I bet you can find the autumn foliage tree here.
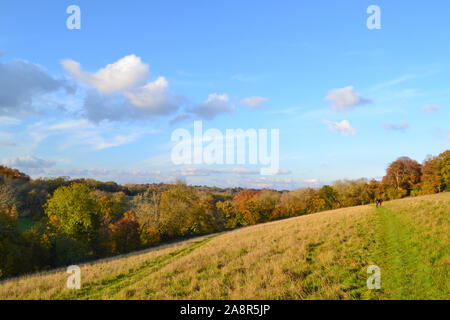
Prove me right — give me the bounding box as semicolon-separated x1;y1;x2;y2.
0;166;30;181
420;150;450;194
159;182;221;237
133;190;161;246
382;157;422;197
233;190;260;225
109;210;141;254
216;200;245;228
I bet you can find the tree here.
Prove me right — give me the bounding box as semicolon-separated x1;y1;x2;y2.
111;192;127;219
0;183;19;213
0;207;37;279
248;190;281;223
437;150;450;191
98;195;114;221
159;182;222;237
109;210;141;254
421;155;442;194
382;157;422;195
133;190;161;245
332;179;374;206
274;188;317;218
44;183;101;254
0;166;30;181
367;179;382;201
217;200;245;228
233;190;260;225
318;185;339;210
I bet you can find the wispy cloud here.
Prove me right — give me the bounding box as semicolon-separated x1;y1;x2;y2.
1;155;55;169
27;118;155;151
240;96;268;109
383;121;409;131
303;178;319;185
325;120;356;136
422;104;439;113
188;93;234;120
370;74;415;91
325;86;372;111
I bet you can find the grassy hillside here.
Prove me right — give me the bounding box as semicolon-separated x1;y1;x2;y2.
0;193;448;300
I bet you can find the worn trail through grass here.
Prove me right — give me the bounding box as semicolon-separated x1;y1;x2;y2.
60;236;215;300
373;205;447;299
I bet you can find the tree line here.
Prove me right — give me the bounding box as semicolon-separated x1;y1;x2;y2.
0;150;448;279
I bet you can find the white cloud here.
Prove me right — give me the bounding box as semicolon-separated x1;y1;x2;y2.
1;156;55;169
47;119;94;131
303;178;319;184
383;121;409;131
172;167;220;177
89;133;141;150
230;167;259;175
62;54;149;94
27;118;151;151
422;104;439;113
240;96;268;109
123;77;181;115
189;93;234;120
325;86;372;111
62;55;183;122
275;168;292;175
238;176;296;190
0;58;73;116
325;120;356;136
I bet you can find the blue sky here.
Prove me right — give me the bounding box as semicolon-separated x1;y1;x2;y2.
0;0;449;189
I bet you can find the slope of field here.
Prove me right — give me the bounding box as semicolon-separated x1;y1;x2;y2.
0;193;448;300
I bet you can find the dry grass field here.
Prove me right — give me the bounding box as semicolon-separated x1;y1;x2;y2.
0;192;448;300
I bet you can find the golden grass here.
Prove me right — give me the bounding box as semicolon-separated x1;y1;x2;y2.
0;235;212;299
0;192;448;300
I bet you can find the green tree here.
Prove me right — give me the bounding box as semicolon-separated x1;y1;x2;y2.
44;183;101;254
318;185;339;210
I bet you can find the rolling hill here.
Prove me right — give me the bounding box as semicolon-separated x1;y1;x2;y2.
0;192;448;300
